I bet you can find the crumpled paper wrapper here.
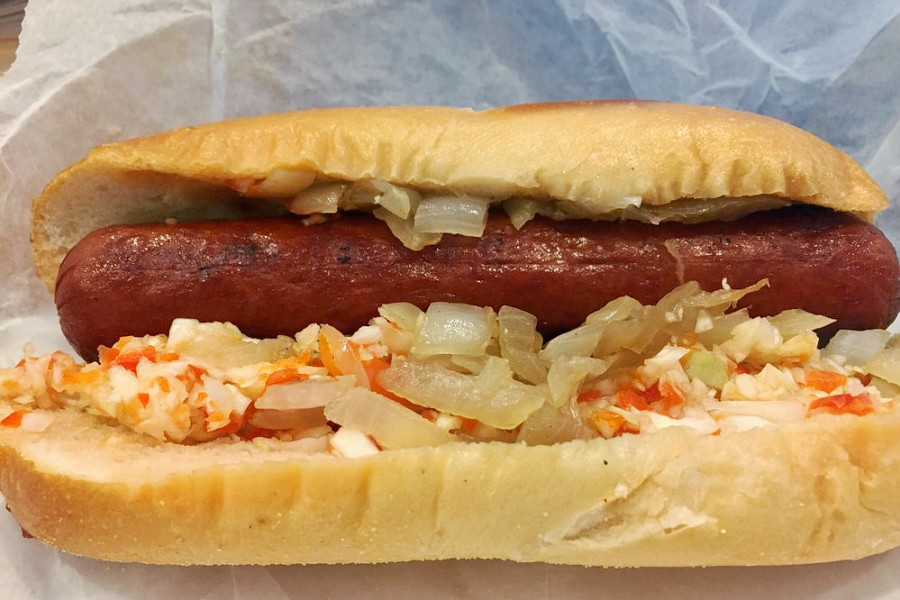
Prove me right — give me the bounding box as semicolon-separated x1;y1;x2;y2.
1;1;900;598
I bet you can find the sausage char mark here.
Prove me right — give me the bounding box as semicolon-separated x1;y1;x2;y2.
55;206;900;360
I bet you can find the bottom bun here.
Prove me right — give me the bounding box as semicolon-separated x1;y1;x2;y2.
2;402;900;566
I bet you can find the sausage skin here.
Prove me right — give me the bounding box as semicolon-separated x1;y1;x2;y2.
56;206;900;360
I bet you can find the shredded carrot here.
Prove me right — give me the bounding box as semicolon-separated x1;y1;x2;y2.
733;362;760;375
98;346;119;364
576;389;604;404
62;369;101;386
1;410;26;427
362;356;411;406
157;352;181;363
616;388;652;411
458;417;481;433
137;393;150;407
242;426;277;441
265;369;310;387
659;382;684;408
676;332;698;348
109;347;158;374
120;397;144;422
805;370;847;394
808;393;874;416
592;410;638;438
317;332;342;376
171;402;191;430
154;376;171;393
177;364;207;392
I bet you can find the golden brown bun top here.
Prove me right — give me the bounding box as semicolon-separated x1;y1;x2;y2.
32;101;888;289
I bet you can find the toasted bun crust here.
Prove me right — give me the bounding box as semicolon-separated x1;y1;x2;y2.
2;400;900;566
32;101;887;291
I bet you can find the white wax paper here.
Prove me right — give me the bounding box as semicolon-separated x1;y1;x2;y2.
1;1;900;598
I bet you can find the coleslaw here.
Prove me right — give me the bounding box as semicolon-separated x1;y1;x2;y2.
1;280;897;457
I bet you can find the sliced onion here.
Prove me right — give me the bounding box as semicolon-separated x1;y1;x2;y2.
324;387;455;449
641;411;719;436
868;375;900;398
372;318;415;356
411;303;495;358
166;319;295;370
19;411;54;432
767;310;835;338
328;427;380;457
498;305;546;384
413;195;491;237
373;207;443;250
341;180;381;209
202;375;252;417
244;169;316;198
824;329;891;366
603;316;678;359
449;354;488;374
718;414;775;433
371;180;421;219
516;401;592;445
607;196;643;211
683;279;767;311
287;182;347;214
377;302;423;333
318;325;369;388
584;296;642;325
863;347;900;386
502;198;540;229
249;407;327;431
378;358;547;429
547;356;607;407
719;318;782;364
711;400;805;422
255;376;355;409
695;309;751;347
616;196;791;225
540;323;605;362
477;356;514;393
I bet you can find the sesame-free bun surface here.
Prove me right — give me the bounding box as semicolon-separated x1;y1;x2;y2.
31;101;888;291
2;399;900;566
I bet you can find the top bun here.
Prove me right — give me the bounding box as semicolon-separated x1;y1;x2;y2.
32;101;888;290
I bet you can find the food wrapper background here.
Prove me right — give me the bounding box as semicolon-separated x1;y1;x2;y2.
1;1;900;597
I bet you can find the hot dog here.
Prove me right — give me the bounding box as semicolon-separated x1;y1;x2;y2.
3;101;900;566
57;206;899;361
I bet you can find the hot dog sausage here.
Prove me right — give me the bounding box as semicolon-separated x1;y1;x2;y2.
55;206;900;360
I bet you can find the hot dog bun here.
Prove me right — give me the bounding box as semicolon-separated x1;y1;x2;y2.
32;101;888;292
3;395;900;566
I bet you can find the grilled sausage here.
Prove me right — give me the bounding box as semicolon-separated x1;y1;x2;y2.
55;206;900;360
